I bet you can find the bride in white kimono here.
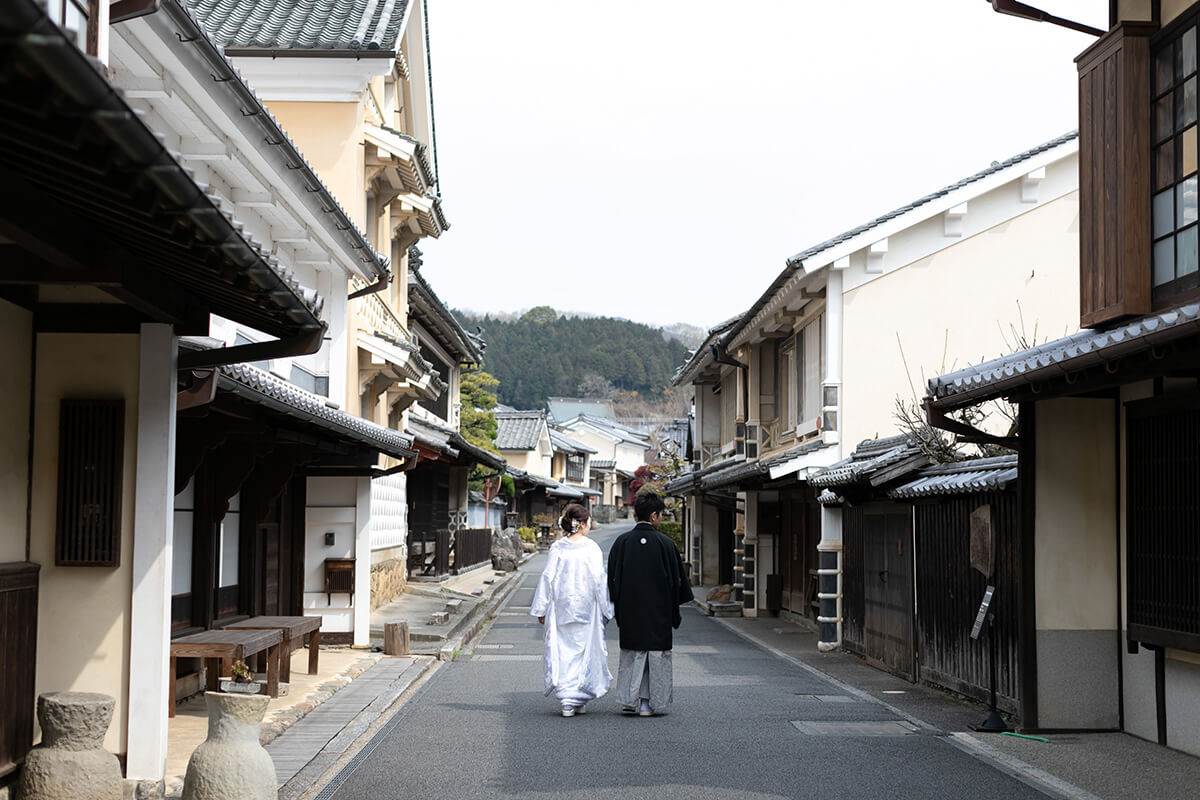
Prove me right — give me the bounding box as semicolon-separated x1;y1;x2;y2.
530;504;614;717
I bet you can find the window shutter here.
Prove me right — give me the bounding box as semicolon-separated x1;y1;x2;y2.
56;399;124;566
1077;22;1157;328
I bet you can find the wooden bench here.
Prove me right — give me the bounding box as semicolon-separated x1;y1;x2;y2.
223;616;322;683
169;628;282;717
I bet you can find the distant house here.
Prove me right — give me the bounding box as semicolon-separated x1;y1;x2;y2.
558;415;652;511
495;410;597;524
546;397;617;423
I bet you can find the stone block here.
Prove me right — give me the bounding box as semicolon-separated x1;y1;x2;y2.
429;611;449;625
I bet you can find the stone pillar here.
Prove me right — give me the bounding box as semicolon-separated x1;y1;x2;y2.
182;693;274;800
18;693;123;800
126;324;176;784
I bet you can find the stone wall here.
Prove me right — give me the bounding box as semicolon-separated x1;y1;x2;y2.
370;546;408;610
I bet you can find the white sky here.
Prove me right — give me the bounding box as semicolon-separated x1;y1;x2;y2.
418;1;1106;329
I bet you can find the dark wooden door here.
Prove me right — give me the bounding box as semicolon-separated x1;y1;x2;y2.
717;508;734;586
780;489;819;617
259;522;280;615
863;506;915;681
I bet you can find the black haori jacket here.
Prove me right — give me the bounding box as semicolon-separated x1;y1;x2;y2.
607;522;692;651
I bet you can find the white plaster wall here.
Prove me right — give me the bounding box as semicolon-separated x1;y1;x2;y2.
218;493;240;587
30;334;140;755
1035;398;1118;631
1165;654;1200;757
304;476;359;632
0;299;32;562
840;190;1080;449
1034;397;1119;729
502;448;546;476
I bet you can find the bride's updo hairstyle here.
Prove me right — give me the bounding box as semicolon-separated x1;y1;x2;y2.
559;503;590;535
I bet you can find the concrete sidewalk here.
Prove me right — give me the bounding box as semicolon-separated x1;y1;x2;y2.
698;593;1200;800
370;558;529;659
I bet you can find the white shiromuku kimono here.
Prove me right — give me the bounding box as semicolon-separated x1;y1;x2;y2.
530;536;615;707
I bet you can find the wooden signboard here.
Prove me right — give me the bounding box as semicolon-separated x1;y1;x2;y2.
970;504;994;579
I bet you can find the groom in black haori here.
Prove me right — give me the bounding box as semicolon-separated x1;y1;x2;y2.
607;491;692;716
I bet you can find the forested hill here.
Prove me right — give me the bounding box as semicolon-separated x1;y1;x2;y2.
456;307;692;410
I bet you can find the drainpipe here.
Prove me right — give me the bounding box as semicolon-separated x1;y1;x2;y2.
178;325;326;370
348;270;391;301
709;342;750;437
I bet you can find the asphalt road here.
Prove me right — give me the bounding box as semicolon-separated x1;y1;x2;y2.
324;522;1054;800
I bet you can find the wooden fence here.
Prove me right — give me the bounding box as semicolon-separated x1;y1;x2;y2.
453;529;492;573
914;491;1021;712
0;563;40;777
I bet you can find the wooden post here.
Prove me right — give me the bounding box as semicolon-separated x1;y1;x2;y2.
384;621;410;656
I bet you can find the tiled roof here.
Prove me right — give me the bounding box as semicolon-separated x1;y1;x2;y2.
665;440;833;495
407;251;478;364
723;131;1078;350
569;414;651;448
546;398;615;423
928;302;1200;410
888;455;1018;500
495;410;545;451
407;415;506;470
810;434;929;489
590;459;616;470
217;362;416;459
549;429;597;455
186;0;409;52
672;315;743;387
506;466;557;489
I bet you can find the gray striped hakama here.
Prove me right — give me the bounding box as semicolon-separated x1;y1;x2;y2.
615;649;673;713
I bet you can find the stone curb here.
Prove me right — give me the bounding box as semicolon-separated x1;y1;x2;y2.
260;655;382;746
438;571;526;661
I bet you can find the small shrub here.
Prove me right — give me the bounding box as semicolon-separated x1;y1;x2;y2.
658;520;683;552
517;526;538;543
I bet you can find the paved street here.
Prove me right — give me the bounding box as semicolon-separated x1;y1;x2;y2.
319;522;1052;799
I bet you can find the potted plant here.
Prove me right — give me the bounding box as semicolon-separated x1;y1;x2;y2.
219;659;261;695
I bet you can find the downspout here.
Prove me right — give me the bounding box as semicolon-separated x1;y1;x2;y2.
178;325;326;370
709;342;749;432
348;270;391;301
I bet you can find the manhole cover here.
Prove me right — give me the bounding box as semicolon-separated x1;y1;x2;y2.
793;694;857;703
790;720;918;736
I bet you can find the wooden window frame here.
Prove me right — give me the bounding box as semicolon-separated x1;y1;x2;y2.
1150;10;1200;306
56;399;124;567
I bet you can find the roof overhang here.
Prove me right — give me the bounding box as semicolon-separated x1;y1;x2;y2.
357;331;444;406
365;124;434;196
215;362;417;461
767;443;844;480
926;302;1200;413
227;54;395;102
0;0;326;340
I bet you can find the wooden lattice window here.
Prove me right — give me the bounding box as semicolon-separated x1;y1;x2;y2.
1126;394;1200;652
56;399;124;566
